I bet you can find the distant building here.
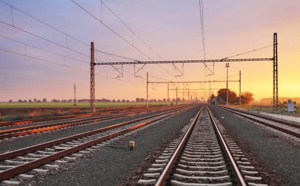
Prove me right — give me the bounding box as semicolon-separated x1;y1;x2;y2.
211;96;225;105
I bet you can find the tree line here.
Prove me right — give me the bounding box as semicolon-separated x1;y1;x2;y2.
8;97;188;103
210;88;254;104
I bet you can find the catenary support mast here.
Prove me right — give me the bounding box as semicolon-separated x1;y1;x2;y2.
273;33;278;111
91;33;278;112
90;42;96;112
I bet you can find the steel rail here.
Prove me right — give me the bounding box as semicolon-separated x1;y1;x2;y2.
155;105;203;186
0;113;129;139
220;107;300;138
0;110;182;181
0;105;181;127
221;106;300;129
0;105;189;139
0;106;192;162
207;105;247;186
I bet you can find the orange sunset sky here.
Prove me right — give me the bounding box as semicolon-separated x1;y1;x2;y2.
1;0;300;102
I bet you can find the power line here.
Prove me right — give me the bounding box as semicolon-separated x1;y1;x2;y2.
198;0;214;76
0;47;144;85
72;0;177;77
70;0;149;59
0;48;88;72
199;0;206;60
0;20;90;58
100;1;164;60
0;0;89;48
0;0;144;66
221;45;273;60
0;35;87;64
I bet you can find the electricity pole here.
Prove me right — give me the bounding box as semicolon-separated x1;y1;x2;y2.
176;87;178;105
74;84;76;106
90;42;96;113
146;72;149;108
239;70;241;105
226;63;230;105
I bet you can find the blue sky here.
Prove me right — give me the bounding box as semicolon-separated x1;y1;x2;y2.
1;0;300;102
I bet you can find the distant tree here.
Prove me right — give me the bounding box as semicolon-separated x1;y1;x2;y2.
9;99;12;103
163;98;166;102
241;91;254;104
42;98;47;102
126;100;130;102
18;99;23;102
112;99;116;102
33;98;38;102
217;88;237;104
23;100;27;102
122;99;125;102
29;99;32;103
117;99;120;102
52;99;60;102
167;98;171;102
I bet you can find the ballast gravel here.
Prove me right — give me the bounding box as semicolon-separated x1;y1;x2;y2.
0;108;178;154
209;105;300;186
37;105;201;186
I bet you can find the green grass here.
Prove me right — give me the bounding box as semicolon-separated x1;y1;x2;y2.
0;102;178;109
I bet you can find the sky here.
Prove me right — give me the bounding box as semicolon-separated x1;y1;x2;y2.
0;0;300;102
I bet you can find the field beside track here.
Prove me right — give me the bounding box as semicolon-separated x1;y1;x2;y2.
0;102;178;109
0;102;185;121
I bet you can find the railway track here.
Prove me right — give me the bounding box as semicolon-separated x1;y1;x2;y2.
138;105;267;186
0;105;194;184
219;106;300;139
0;105;187;140
0;105;178;128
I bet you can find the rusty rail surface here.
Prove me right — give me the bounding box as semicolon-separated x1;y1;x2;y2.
0;106;193;181
220;106;300;138
221;106;300;129
0;105;189;139
0;105;185;127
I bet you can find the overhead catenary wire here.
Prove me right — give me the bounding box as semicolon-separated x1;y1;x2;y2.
0;48;88;72
198;0;214;76
0;0;142;66
221;45;273;60
72;0;178;78
0;20;90;58
0;47;145;86
3;0;181;80
0;0;89;48
0;35;87;64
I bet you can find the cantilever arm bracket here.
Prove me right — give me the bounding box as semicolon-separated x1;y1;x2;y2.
134;64;146;77
111;64;123;78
